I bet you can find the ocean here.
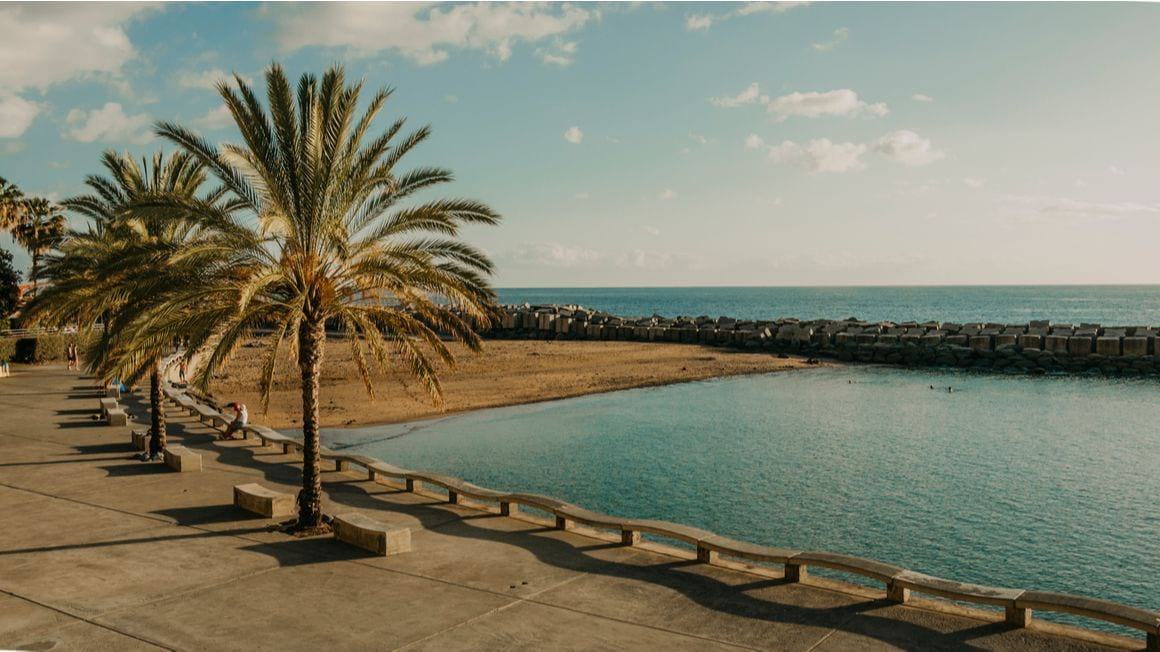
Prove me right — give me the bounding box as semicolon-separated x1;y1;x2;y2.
319;287;1159;634
496;285;1160;326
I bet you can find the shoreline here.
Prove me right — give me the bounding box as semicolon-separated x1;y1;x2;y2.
209;339;826;429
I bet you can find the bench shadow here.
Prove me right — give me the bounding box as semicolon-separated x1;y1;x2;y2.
98;462;171;477
74;442;134;455
154;504;269;527
56;408;99;416
240;537;382;567
56;420;104;429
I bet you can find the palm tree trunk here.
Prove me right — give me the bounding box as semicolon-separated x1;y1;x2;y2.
148;358;166;458
297;318;326;528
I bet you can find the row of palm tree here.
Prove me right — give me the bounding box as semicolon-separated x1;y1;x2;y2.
25;63;502;531
0;177;67;298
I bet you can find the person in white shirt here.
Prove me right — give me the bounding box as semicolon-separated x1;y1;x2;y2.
220;402;248;440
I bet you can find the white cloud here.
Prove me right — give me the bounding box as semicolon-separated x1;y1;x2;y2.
1107;165;1125;176
537;39;578;66
744;133;766;150
192;105;233;131
444;94;459;103
812;27;849;51
1008;196;1160;223
0;93;41;138
735;2;811;16
641;225;661;236
659;188;677;200
273;3;594;66
563;126;584;144
0;4;155;91
64;102;153;144
767;89;888;121
911;93;935;102
177;68;251;91
689;132;711;145
768;138;867;174
686;14;713;31
504;242;604;268
962;177;985;188
873;130;945;166
710;82;767;108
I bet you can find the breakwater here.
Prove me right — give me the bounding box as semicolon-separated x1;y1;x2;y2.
490;305;1160;375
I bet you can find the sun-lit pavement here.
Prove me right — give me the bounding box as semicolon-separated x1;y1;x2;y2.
0;363;1139;651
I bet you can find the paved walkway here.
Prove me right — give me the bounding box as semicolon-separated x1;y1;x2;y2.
0;364;1141;651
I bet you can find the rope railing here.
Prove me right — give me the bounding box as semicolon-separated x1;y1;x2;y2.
155;354;1159;650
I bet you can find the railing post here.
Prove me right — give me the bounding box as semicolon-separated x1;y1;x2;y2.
448;491;459;504
1005;605;1031;627
1146;632;1157;652
696;545;718;564
404;478;415;492
886;582;910;603
367;470;377;482
620;528;639;546
785;562;807;583
500;501;516;516
555;516;572;530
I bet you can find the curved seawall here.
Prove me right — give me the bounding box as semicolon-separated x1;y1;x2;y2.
491;305;1160;376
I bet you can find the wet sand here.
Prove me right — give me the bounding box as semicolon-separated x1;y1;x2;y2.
208;339;820;429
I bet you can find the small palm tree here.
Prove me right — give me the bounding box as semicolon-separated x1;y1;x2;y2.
29;151;221;458
13;198;66;297
141;63;501;531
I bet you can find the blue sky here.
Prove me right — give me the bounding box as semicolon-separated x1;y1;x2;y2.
1;2;1158;287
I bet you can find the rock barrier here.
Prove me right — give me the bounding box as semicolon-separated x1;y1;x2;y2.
488;305;1160;376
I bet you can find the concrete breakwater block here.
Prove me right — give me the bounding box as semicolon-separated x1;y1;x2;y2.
164;445;202;472
333;512;411;556
234;483;295;518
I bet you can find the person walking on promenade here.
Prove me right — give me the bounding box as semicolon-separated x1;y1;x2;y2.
66;342;78;370
220;401;248;440
178;358;188;384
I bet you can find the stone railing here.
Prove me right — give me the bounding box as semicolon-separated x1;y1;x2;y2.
487;305;1160;376
156;355;1158;650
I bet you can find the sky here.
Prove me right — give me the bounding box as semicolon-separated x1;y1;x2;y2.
1;1;1159;288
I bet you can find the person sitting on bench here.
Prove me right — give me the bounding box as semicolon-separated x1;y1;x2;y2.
220;402;248;440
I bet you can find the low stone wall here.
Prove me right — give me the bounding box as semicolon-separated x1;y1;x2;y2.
488;305;1160;376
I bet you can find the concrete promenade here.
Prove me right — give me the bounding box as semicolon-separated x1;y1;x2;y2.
0;364;1140;651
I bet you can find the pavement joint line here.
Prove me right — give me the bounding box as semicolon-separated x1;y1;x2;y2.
0;585;175;651
803;626;842;652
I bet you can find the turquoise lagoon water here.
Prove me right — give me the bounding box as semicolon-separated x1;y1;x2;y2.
322;365;1160;631
498;285;1160;325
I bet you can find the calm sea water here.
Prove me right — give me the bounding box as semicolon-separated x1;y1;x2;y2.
324;366;1160;634
497;285;1160;325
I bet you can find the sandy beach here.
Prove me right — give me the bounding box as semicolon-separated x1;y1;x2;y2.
208;339;819;428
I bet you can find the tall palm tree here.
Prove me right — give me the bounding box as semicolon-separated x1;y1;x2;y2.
139;63;501;531
28;151;222;459
13;198;66;297
0;176;26;230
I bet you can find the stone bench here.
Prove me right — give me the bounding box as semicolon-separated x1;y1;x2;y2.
786;550;907;584
244;426;300;453
163;445;202;472
131;429;148;451
106;408;128;427
233;483;295;518
1015;591;1160;649
889;570;1027;624
333;512;411;556
193;404;220;426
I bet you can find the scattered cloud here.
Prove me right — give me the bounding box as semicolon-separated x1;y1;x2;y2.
500;242;700;272
444;94;459;103
1;141;26;155
768;138;867;173
710;82;767;108
605;136;620;144
873;130;945;166
689;132;713;145
641;225;661;236
192;105;233;131
177;68;252;90
911;93;934;102
272;3;594;66
686;14;713;31
962;177;985;188
1107;165;1125;176
63;102;153;144
537;39;578;66
503;242;604;268
744;133;765;150
767;89;888;121
0;93;40;138
812;27;849;51
563;126;584;144
659;188;677;200
1007;196;1160;223
47;160;69;169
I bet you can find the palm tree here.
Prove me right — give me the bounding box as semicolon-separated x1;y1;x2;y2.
28;151;221;459
13;198;66;297
140;63;501;531
0;176;26;230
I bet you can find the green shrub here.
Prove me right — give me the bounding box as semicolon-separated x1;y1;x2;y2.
14;334;67;364
0;337;14;362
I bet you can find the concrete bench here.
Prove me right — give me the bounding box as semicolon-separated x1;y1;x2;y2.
233;483;295;518
106;408;128;427
320;448;349;471
193;404;219;426
244;426;299;453
786;551;907;585
333;512;411;556
890;570;1027;623
1015;591;1160;648
99;397;117;417
131;429;148;451
163;445;201;472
